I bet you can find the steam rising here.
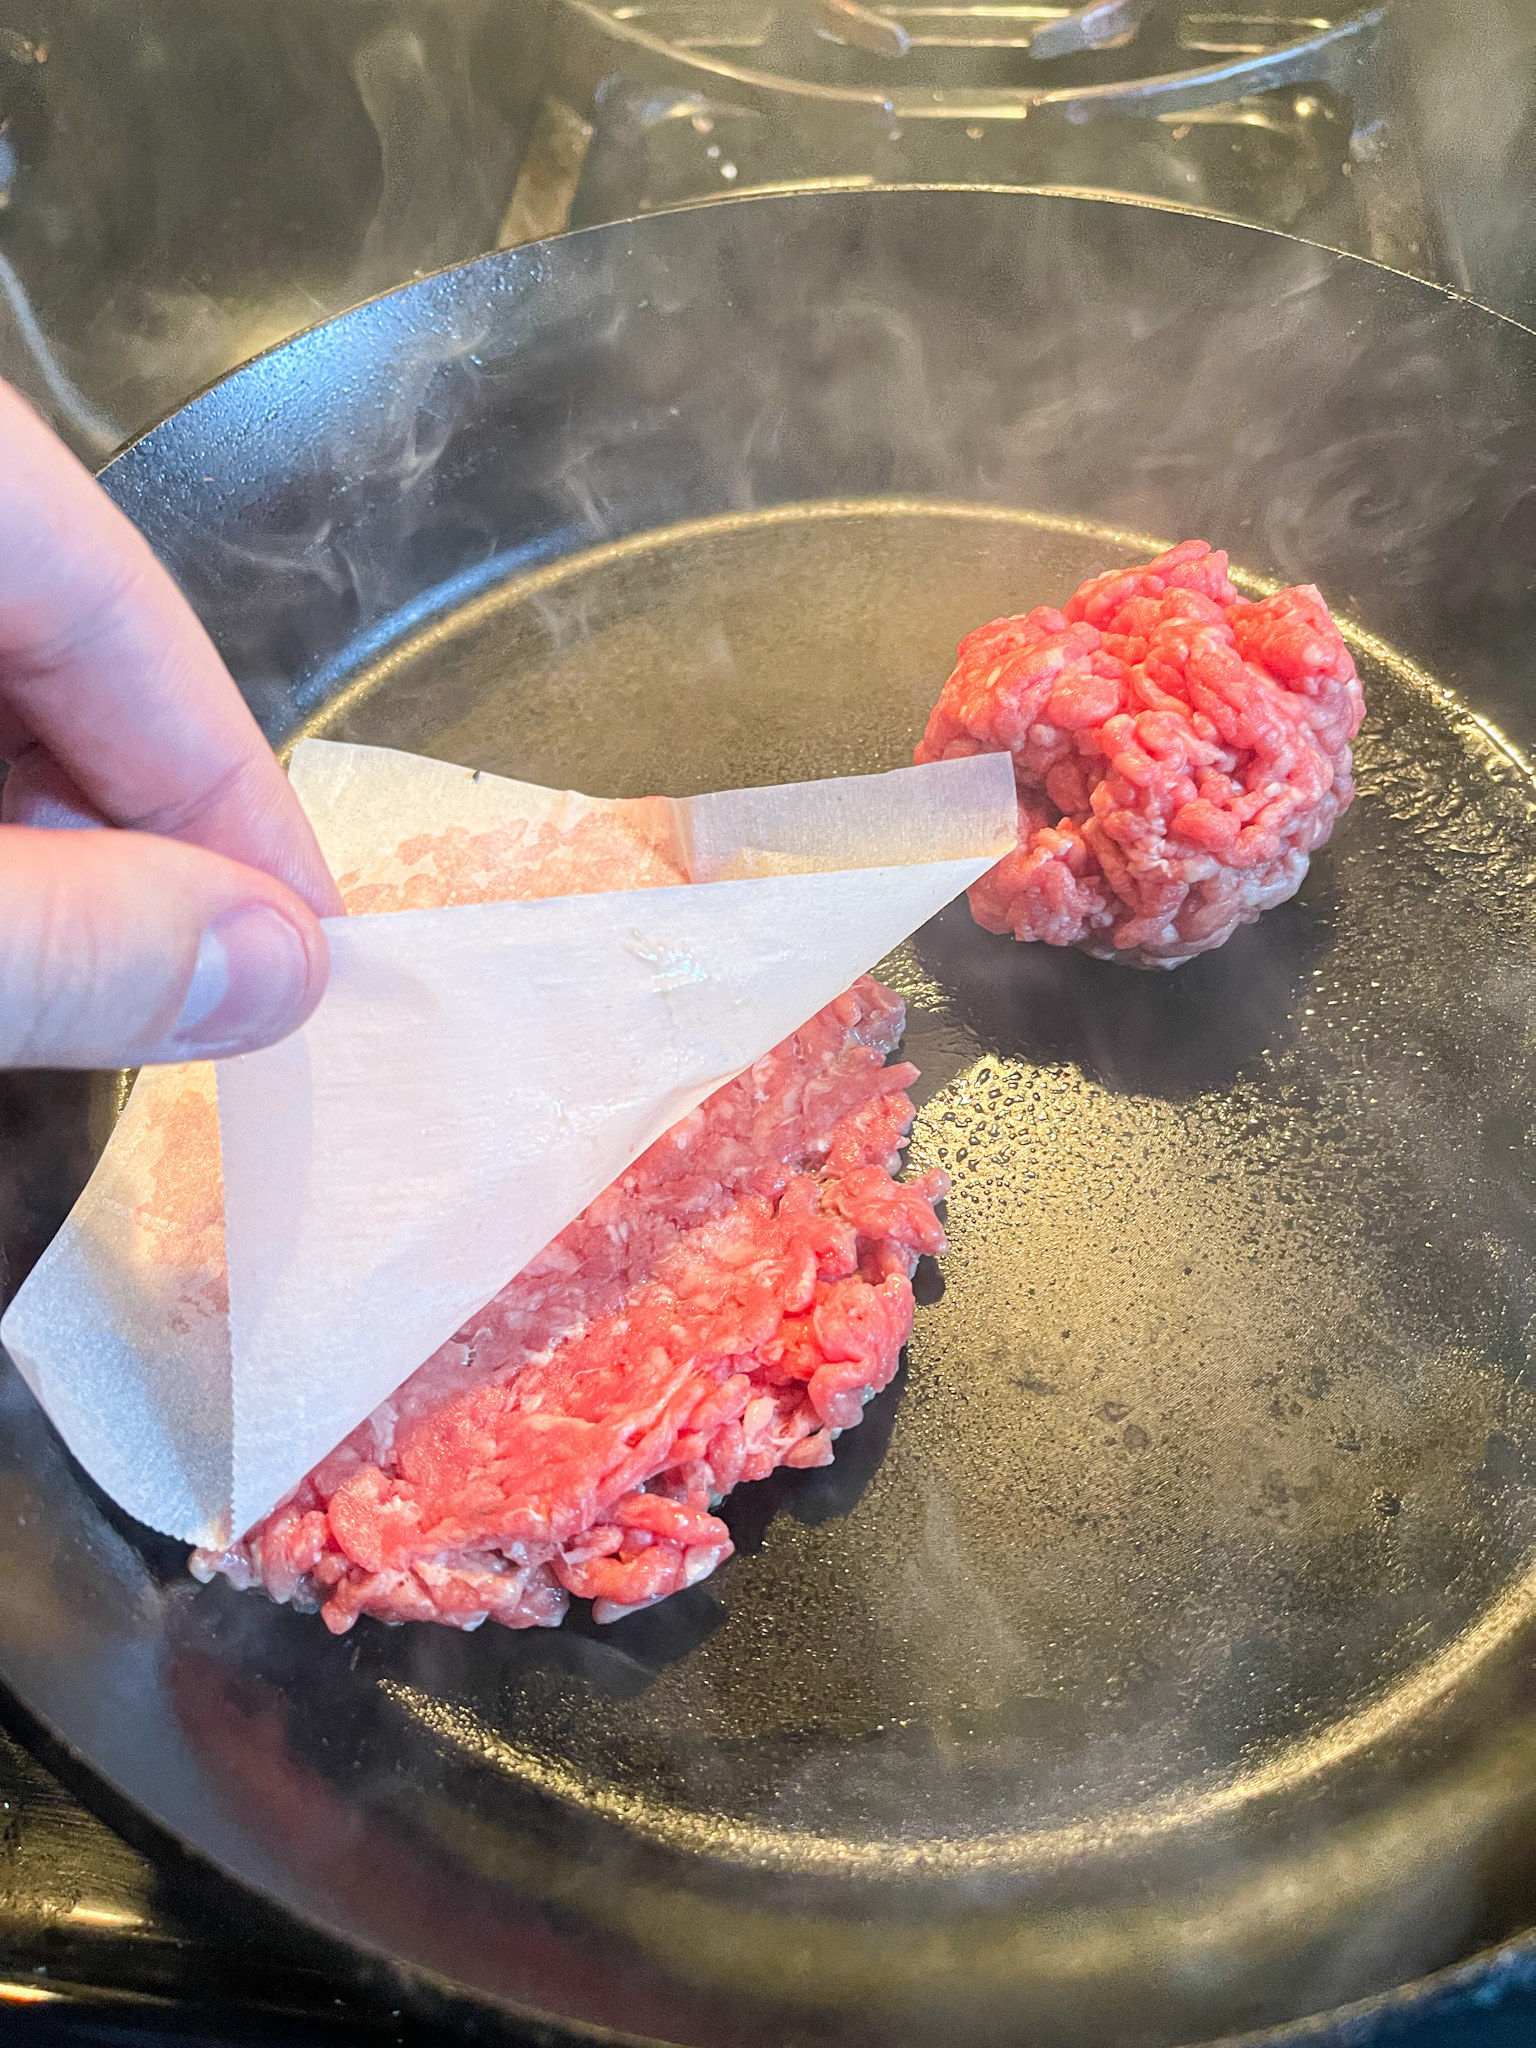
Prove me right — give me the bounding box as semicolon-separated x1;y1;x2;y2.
10;0;1536;475
0;248;120;455
0;9;524;459
16;101;1536;2040
1401;0;1536;317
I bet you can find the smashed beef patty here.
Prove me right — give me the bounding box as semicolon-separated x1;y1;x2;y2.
915;539;1365;967
192;977;944;1633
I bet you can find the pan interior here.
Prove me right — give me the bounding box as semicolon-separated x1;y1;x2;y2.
296;499;1536;1875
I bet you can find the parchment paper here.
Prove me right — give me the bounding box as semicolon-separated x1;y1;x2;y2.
2;742;1016;1547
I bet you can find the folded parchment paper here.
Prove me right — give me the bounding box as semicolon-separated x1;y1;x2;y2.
2;742;1016;1548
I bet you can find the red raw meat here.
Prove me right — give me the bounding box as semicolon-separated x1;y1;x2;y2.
192;976;944;1632
914;539;1365;966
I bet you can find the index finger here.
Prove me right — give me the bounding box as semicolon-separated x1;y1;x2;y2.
0;380;342;918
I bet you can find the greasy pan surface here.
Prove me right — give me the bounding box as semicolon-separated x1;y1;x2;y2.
2;191;1536;2047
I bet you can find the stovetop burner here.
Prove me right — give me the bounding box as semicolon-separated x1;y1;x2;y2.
511;0;1440;278
0;0;1447;462
550;0;1382;104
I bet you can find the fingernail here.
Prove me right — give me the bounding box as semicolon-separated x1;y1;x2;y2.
168;905;314;1057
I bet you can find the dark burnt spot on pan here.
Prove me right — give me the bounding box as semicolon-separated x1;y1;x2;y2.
911;860;1338;1103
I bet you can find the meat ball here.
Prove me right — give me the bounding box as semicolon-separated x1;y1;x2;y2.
915;539;1365;967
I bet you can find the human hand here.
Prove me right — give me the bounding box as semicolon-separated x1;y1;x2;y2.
0;379;344;1069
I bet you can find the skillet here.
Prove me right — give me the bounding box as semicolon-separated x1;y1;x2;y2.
3;188;1536;2047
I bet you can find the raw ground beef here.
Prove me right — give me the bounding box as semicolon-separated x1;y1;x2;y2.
915;539;1365;967
192;975;944;1633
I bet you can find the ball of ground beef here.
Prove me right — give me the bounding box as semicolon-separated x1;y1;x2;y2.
914;539;1365;967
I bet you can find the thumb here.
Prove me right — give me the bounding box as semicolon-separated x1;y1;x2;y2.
0;823;330;1069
